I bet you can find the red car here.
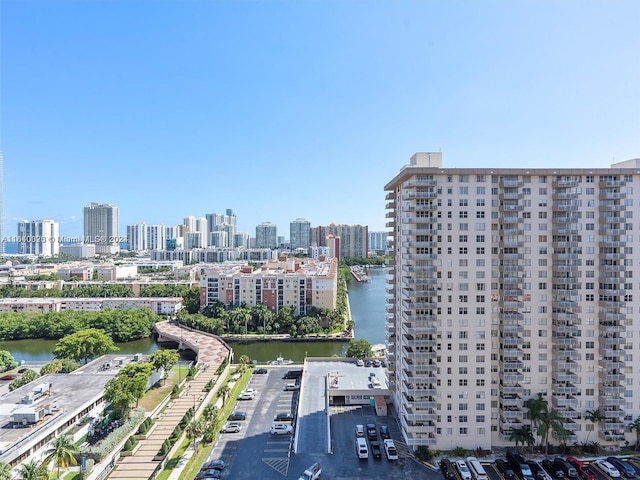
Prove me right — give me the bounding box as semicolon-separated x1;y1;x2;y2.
567;457;597;480
0;373;17;381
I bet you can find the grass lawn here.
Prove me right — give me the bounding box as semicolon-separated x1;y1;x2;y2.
137;365;189;412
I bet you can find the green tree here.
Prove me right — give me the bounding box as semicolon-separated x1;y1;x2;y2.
118;363;154;407
0;350;17;372
148;349;180;385
585;408;605;444
0;462;11;480
53;328;118;364
185;419;204;452
510;426;535;452
629;416;640;450
216;385;230;405
9;369;39;391
17;459;48;480
43;434;78;479
539;408;569;456
346;338;372;358
525;393;548;441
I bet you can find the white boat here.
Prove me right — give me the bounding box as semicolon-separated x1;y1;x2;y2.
268;356;294;365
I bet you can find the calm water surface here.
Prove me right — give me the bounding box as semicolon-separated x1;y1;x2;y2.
0;268;387;363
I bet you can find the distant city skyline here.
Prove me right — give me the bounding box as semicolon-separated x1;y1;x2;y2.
1;2;638;241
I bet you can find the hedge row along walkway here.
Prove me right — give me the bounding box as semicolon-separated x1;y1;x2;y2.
103;322;231;479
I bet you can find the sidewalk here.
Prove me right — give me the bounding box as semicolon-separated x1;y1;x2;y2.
106;366;222;479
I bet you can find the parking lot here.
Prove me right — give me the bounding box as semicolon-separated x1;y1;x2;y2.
199;367;437;479
449;454;640;480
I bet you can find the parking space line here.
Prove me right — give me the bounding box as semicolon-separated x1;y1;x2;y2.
264;449;289;453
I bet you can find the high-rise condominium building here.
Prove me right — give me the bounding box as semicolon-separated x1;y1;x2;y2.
17;220;59;256
290;218;311;249
256;222;278;249
206;209;236;246
385;152;640;451
83;203;119;254
369;231;389;253
127;223;148;251
311;224;368;259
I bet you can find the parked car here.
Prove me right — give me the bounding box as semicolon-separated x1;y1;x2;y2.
567;457;597;480
595;460;621;478
242;388;257;396
253;368;268;374
227;411;247;421
202;460;225;471
238;392;255;400
529;461;551;480
356;359;364;366
220;422;242;433
196;469;222;480
542;459;565;479
271;423;293;435
383;439;398;461
364;360;372;367
370;440;382;459
355;424;365;437
284;383;300;391
379;425;391;439
456;460;472;480
275;413;294;422
440;458;457;479
553;458;578;479
606;458;636;478
496;459;516;479
0;374;17;381
17;367;28;373
283;369;303;379
366;423;378;440
372;359;381;367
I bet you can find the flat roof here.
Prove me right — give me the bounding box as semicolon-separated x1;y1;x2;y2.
304;359;388;391
0;354;145;464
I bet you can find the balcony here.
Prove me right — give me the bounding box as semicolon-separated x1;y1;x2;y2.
500;192;524;200
403;191;438;200
499;179;524;187
555;384;580;395
599;191;625;200
599;395;625;406
599;180;626;188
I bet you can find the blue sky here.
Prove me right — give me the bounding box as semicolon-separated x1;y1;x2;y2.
1;0;639;239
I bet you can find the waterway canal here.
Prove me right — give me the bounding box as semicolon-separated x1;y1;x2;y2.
0;266;387;363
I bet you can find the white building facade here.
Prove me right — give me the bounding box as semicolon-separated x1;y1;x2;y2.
385;152;640;451
83;203;119;254
17;220;59;256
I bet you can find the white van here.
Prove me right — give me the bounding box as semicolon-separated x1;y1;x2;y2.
466;457;488;480
356;437;369;459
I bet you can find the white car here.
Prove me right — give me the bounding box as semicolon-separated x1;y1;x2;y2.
284;383;300;391
242;388;257;396
271;423;294;435
456;460;473;480
355;424;365;437
596;461;621;478
220;422;242;433
238;392;255;400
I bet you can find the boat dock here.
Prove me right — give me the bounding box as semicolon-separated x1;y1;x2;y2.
350;266;370;282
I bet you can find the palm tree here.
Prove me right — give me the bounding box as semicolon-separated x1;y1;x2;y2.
17;459;48;480
585;408;605;444
629;416;640;450
185;419;204;452
525;393;548;442
43;434;78;479
217;384;230;405
202;404;218;424
0;462;12;480
539;408;569;457
510;426;535;451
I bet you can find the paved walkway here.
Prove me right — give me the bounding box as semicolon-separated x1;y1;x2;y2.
98;323;231;479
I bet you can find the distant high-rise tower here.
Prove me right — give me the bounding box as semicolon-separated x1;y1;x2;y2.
83;203;119;254
255;222;278;249
0;152;4;255
290;218;311;249
17;220;59;256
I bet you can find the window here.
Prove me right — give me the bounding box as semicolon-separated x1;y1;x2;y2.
476;211;485;218
459;379;468;386
460;199;468;206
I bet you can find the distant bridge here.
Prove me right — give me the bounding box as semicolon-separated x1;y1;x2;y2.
153;320;232;366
